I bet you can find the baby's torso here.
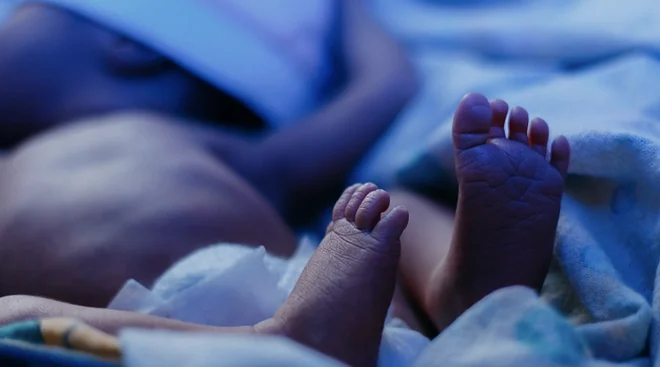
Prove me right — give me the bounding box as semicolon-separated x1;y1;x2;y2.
0;112;295;306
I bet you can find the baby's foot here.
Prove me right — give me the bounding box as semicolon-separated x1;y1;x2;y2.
258;184;409;366
428;93;570;330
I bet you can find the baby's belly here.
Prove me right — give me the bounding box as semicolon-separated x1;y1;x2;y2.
0;115;295;307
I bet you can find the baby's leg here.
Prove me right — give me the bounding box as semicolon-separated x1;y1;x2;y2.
259;183;409;367
397;94;570;333
388;190;454;332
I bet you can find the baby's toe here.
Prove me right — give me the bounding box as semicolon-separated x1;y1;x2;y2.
508;107;530;144
489;99;508;139
355;189;391;231
528;118;549;157
372;206;410;243
345;183;379;223
332;184;362;222
550;136;571;179
452;93;493;151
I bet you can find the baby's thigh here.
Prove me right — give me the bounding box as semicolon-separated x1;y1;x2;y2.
0;118;296;306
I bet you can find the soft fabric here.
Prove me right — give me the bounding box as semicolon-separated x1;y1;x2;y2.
0;318;121;365
109;239;430;367
0;0;18;22
413;287;648;367
352;0;660;186
28;0;334;127
381;0;660;363
121;330;346;367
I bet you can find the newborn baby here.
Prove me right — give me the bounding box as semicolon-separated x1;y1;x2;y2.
0;0;572;361
105;95;569;344
0;94;570;366
145;94;571;335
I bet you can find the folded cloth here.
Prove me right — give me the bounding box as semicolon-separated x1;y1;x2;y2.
27;0;334;127
0;318;121;363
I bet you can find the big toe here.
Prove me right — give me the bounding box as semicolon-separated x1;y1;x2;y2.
452;93;493;151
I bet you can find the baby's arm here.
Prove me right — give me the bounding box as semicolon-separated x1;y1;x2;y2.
234;1;418;219
0;295;254;335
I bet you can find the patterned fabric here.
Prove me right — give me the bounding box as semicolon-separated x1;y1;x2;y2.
0;318;121;365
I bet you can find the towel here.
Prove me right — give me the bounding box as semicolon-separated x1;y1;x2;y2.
28;0;334;127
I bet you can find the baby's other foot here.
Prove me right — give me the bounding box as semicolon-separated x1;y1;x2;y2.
428;93;570;330
260;183;409;367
